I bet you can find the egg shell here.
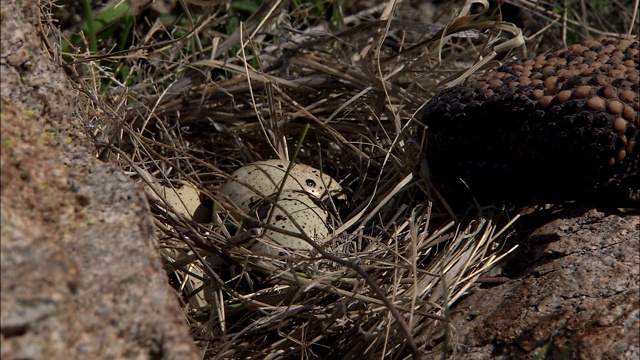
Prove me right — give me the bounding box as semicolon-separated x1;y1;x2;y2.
219;159;341;213
146;181;211;223
245;190;333;255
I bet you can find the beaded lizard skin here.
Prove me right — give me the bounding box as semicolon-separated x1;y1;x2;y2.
422;37;639;205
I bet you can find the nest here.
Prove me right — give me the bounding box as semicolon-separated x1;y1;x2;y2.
45;0;637;358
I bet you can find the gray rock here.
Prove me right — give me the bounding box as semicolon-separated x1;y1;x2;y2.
430;208;639;359
0;1;198;359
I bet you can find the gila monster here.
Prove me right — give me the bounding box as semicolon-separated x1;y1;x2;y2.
422;37;639;205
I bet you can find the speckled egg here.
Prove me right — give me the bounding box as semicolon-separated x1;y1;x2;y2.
146;181;211;223
219;159;341;213
244;189;334;255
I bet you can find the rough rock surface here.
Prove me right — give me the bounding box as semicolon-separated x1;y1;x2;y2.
0;1;198;359
430;208;639;359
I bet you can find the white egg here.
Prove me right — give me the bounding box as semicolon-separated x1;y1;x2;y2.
244;190;333;255
219;159;341;213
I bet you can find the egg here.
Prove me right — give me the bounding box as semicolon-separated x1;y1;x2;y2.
218;159;341;255
219;159;341;213
243;189;334;255
145;180;211;223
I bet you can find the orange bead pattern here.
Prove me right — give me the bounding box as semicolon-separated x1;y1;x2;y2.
422;37;639;204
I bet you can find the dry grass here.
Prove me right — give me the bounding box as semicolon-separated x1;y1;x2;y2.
43;0;637;358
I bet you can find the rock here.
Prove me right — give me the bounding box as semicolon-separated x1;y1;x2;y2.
429;208;639;359
0;1;198;359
